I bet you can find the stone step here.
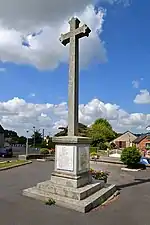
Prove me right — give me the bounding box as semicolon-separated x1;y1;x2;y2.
23;184;116;213
36;180;105;200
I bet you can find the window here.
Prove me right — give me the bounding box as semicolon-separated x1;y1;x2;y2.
147;135;150;141
146;143;150;149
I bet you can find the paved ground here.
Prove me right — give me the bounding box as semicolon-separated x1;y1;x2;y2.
1;161;150;225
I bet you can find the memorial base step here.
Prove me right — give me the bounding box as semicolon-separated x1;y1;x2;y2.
36;179;104;200
23;180;116;213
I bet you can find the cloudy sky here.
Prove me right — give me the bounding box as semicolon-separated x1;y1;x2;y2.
0;0;150;136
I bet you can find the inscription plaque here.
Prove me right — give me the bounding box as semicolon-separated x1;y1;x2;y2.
78;145;89;171
56;145;74;171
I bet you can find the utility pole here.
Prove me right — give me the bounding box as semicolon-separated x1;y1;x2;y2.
33;126;35;149
42;129;45;142
26;130;29;156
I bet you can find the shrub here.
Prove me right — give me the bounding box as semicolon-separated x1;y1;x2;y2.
90;147;97;153
90;152;99;159
121;146;141;168
90;152;97;156
40;148;49;155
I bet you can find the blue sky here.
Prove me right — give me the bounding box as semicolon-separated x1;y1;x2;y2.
0;0;149;108
0;0;150;135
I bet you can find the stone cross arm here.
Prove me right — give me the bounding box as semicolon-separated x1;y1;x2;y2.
59;17;91;136
59;18;91;46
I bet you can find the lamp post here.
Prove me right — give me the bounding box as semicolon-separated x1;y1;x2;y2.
26;130;29;156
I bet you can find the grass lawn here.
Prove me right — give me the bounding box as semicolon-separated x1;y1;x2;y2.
0;160;30;169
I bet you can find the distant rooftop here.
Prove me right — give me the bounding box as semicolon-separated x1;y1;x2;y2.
133;134;150;144
0;125;4;133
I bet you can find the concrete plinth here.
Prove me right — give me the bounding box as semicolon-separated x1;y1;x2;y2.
23;179;116;213
18;155;28;160
23;136;116;213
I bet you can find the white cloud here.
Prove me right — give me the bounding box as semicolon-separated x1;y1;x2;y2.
134;89;150;104
0;0;131;29
101;0;131;6
0;4;107;70
0;0;130;70
0;97;149;136
0;67;6;72
132;80;139;89
29;93;36;97
132;78;144;89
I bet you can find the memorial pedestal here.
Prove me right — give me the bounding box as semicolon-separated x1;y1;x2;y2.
23;136;116;213
53;136;92;188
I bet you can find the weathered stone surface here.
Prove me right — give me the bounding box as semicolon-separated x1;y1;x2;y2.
59;17;91;136
54;142;90;177
51;172;92;188
22;17;116;213
52;136;91;144
36;180;104;200
23;181;116;213
18;155;28;160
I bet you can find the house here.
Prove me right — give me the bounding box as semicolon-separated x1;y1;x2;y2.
111;131;137;149
133;134;150;150
0;125;4;147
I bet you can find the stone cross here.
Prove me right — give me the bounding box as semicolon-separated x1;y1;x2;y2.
60;17;91;136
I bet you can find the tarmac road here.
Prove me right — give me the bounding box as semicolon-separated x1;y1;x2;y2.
1;161;150;225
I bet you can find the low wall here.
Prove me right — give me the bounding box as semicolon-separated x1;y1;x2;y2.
91;156;123;165
18;154;55;160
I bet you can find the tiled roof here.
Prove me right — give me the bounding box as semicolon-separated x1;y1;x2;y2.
133;135;147;144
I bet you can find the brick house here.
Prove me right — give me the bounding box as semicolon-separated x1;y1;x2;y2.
111;131;137;149
133;134;150;151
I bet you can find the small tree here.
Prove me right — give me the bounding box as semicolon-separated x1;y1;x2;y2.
88;118;116;147
32;130;43;146
40;148;49;158
121;146;141;168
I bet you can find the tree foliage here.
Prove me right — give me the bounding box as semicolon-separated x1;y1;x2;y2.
40;148;49;155
94;118;112;129
88;118;116;148
55;118;117;149
55;123;89;137
4;130;18;138
41;137;55;149
121;146;141;168
18;136;27;144
32;130;43;145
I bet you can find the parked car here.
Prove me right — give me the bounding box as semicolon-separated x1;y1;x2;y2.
0;147;13;158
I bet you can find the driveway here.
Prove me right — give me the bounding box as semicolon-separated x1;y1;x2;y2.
0;161;150;225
